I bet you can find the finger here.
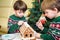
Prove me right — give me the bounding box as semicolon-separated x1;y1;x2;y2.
38;22;43;27
39;22;43;26
36;22;39;26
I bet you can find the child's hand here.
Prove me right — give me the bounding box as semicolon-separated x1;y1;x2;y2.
36;17;46;30
18;21;24;25
35;32;41;39
36;20;44;30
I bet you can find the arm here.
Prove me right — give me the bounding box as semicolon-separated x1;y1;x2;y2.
8;18;19;33
8;16;26;33
36;20;50;34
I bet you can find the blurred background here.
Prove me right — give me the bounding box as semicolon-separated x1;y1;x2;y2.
0;0;34;34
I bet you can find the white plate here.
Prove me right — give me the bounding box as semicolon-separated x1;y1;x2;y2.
2;34;16;40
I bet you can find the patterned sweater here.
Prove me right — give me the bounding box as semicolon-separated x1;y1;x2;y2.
40;16;60;40
8;14;26;33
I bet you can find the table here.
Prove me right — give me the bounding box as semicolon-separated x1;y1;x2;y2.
0;33;43;40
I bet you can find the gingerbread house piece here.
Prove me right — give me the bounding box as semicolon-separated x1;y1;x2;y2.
19;22;36;40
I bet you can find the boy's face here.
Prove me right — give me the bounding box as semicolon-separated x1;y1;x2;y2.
44;9;57;19
14;10;24;18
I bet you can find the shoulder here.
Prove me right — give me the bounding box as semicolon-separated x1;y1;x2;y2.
9;14;15;18
8;14;16;20
56;16;60;21
9;14;17;19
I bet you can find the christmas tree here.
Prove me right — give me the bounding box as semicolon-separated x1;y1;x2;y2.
28;0;43;33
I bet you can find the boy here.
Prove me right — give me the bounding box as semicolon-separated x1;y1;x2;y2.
8;0;27;33
36;0;60;40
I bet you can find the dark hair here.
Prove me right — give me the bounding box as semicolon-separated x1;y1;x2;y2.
13;0;27;12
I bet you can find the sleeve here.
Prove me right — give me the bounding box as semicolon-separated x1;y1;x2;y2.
40;34;55;40
40;27;49;34
8;18;19;33
40;21;50;34
8;18;14;29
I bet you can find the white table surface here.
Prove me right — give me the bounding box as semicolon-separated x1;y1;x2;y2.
0;33;43;40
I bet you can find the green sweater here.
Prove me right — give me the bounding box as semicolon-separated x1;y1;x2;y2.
8;14;26;33
40;16;60;40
